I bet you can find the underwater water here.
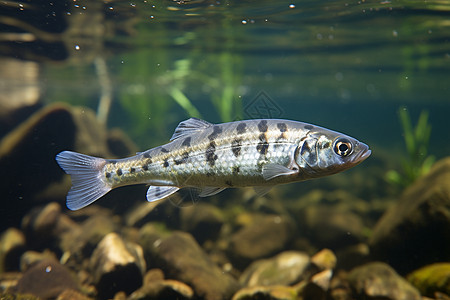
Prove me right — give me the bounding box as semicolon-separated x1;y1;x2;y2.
0;0;449;299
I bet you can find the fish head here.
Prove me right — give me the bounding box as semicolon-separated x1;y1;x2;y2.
294;129;371;177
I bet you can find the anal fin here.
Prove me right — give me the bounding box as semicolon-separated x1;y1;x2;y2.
147;186;180;202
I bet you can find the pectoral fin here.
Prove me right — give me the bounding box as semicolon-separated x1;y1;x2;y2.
199;187;227;197
262;163;298;181
253;186;273;197
146;186;180;202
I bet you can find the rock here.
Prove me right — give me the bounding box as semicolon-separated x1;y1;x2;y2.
21;202;62;248
149;231;239;300
15;258;79;299
335;243;370;271
180;203;225;244
310;248;337;271
126;269;194;300
90;232;146;299
60;213;118;268
370;157;450;274
407;263;450;297
231;285;299;300
299;204;364;250
229;214;296;268
348;262;421;300
57;289;93;300
239;251;310;287
20;250;58;272
0;228;26;272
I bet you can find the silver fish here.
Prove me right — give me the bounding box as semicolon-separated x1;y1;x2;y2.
56;118;371;210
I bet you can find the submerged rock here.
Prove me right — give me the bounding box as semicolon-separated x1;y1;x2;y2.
239;251;310;287
0;228;26;272
370;157;450;274
15;258;79;299
90;232;146;299
407;263;450;297
180;203;225;244
149;231;239;300
128;269;193;300
229;214;296;268
348;262;421;300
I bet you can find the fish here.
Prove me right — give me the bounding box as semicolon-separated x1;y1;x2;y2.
55;118;371;210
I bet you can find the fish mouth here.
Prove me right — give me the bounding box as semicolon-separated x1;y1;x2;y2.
351;143;371;164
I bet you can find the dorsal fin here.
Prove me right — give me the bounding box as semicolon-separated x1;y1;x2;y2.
170;118;213;141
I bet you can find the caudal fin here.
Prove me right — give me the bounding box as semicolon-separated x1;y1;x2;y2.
56;151;111;210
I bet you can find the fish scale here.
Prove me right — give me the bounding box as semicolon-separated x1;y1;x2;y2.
55;118;371;210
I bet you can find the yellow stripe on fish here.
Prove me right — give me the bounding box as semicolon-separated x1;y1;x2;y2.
56;118;371;210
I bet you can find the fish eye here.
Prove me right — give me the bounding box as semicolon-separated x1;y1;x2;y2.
334;138;352;156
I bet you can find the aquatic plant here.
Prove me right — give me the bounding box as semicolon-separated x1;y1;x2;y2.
386;107;435;187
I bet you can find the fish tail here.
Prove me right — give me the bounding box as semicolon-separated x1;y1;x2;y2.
55;151;112;210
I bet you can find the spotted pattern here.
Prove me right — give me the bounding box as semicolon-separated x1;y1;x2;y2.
117;168;123;176
130;167;136;173
174;152;190;165
232;166;240;175
160;147;169;153
304;124;314;130
205;141;218;166
257;133;269;156
231;139;242;157
236;123;247;134
142;165;149;171
277;123;287;132
163;159;169;168
208;126;222;141
258;120;268;132
105;172;111;178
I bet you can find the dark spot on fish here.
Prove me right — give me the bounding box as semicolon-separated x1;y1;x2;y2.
110;160;117;164
304;124;314;130
257;142;269;156
236;123;247;134
182;137;192;147
258;120;268;132
174;152;190;165
208;125;222;141
143;153;151;158
142;165;149;171
206;172;214;177
130;167;135;173
105;172;111;178
232;166;240;175
163;159;169;168
206;141;218;166
277;123;287;132
259;133;267;142
231;139;242;157
225;180;233;187
160;147;169;153
116;168;123;176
